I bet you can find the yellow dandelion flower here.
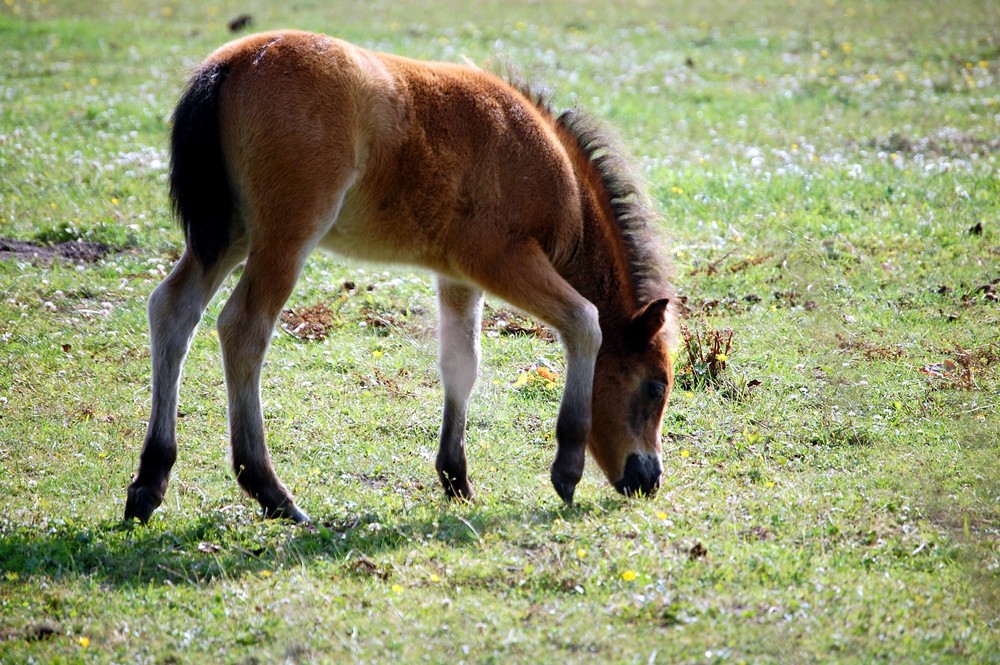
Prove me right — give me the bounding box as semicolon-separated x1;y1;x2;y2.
111;197;119;205
78;637;90;648
680;449;690;458
259;570;272;578
621;569;637;582
841;42;852;55
372;349;383;359
657;511;667;520
391;584;403;593
430;573;440;583
715;353;728;362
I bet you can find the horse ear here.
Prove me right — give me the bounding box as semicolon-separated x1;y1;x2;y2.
629;298;670;345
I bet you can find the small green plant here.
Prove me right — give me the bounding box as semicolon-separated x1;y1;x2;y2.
677;321;733;389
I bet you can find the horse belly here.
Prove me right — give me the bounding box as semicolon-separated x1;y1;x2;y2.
315;191;446;271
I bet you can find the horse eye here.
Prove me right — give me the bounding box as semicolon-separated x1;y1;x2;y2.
644;380;666;402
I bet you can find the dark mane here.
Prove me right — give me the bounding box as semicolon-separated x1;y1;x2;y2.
552;107;672;307
508;76;674;317
515;80;679;343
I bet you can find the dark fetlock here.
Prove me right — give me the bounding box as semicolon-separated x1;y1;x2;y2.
262;500;311;523
244;478;310;523
124;481;166;523
550;446;585;506
550;468;580;506
438;468;475;502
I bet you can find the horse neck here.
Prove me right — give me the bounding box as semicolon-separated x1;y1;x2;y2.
562;188;639;333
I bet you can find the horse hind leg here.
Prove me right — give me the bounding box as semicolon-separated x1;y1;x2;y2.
435;277;484;500
125;243;246;522
216;231;318;522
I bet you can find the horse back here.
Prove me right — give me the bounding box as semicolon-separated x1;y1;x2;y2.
205;31;583;274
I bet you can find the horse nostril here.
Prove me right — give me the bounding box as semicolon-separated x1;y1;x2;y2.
614;453;662;497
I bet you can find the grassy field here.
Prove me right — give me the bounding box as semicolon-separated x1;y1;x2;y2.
1;0;998;662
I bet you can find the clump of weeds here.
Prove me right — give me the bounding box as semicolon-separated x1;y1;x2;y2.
675;322;760;400
919;343;997;390
677;321;731;386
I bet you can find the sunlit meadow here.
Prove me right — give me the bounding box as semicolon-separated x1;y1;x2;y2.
1;0;998;663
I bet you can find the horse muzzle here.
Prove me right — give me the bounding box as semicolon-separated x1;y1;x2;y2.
614;453;662;497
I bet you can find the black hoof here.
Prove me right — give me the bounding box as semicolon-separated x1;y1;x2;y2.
439;471;475;502
550;470;578;506
262;501;311;524
124;484;162;524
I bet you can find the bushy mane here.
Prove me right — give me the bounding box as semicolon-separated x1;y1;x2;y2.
551;107;671;306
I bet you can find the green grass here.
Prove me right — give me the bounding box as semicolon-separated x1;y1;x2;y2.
1;0;998;662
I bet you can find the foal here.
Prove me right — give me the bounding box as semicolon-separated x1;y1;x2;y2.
125;31;676;523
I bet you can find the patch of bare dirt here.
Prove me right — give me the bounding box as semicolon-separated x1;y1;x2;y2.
0;622;61;643
482;306;556;341
279;302;340;341
0;237;114;263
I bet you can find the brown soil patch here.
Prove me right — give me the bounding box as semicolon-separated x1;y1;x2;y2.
0;237;114;263
482;306;556;341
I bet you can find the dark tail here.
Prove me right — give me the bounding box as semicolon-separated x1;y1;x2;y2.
169;63;231;268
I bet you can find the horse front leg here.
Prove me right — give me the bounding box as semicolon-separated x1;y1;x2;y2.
455;240;602;505
435;277;484;500
125;248;242;522
549;300;601;505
